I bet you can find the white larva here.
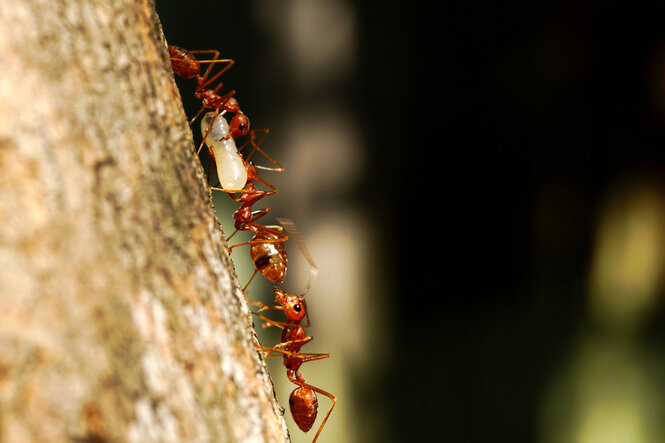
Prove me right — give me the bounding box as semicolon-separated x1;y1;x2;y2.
200;112;247;190
213;149;247;190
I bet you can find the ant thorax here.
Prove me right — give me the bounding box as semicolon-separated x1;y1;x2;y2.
201;112;247;190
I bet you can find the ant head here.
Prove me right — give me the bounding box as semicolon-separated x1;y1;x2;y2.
230;113;250;138
273;287;306;323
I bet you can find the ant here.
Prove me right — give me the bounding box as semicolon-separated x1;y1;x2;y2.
252;219;336;443
169;46;284;192
168;45;250;155
224;164;287;253
257;287;336;443
199;113;288;287
222;161;289;289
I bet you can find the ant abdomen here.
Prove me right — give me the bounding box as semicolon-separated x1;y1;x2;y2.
289;387;318;432
250;231;288;283
168;45;200;79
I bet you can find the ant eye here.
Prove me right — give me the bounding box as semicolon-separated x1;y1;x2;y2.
294;304;301;312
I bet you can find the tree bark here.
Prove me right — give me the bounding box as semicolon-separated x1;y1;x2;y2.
0;0;289;442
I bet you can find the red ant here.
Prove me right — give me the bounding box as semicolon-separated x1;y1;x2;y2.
169;46;284;192
168;45;250;155
252;219;336;443
220;158;289;288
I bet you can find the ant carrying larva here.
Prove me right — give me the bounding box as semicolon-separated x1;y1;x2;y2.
198;111;289;289
169;45;249;142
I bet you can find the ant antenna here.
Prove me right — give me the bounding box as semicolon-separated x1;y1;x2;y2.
276;217;318;295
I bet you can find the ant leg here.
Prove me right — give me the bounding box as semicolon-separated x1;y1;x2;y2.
208;186;249;195
189;104;208;128
309;386;336;443
247;299;281;312
252;174;278;197
227;215;269;246
251;312;292;332
187;50;235;91
196;108;219;155
241;284;270;315
227;216;286;249
250;311;310;333
169;49;233;88
228;224;288;251
254;303;284;312
225;227;240;243
238;128;284;172
256;345;299;359
247;221;288;242
217;210;285;252
276;217;319;296
242;269;259;293
258;343;324;360
256;334;326;360
247;209;272;224
262;336;314;353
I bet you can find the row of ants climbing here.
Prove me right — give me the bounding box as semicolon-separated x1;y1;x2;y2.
169;45;335;442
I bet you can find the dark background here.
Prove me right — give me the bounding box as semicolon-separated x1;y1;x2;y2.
157;1;665;442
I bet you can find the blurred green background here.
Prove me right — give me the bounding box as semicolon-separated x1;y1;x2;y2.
157;1;665;442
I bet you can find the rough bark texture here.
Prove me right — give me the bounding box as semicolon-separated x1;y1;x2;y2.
0;0;289;442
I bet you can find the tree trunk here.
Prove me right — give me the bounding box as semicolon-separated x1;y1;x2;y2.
0;0;289;441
